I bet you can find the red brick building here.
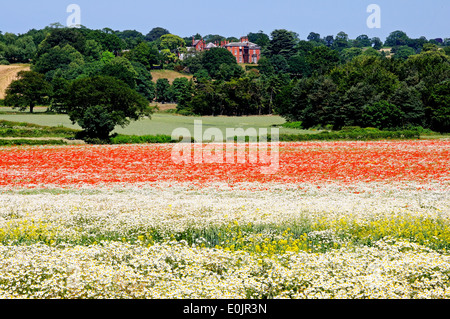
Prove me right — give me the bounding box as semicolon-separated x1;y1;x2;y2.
190;36;261;64
224;36;261;64
192;38;207;51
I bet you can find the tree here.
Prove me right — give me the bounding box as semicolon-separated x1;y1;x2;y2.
156;78;172;103
393;46;416;60
257;56;275;76
306;46;340;75
37;28;86;58
288;54;311;78
333;32;349;51
84;39;102;62
202;47;237;79
362;101;405;129
340;47;363;63
295;40;315;56
115;30;145;49
145;27;170;42
324;35;334;47
429;80;450;132
171;77;193;106
124;42;160;70
267;29;297;59
62;76;151;140
371;37;383;50
159;34;185;52
269;55;289;74
131;61;156;102
385;30;410;47
4;71;52;113
354;35;372;48
99;56;137;89
247;31;270;47
217;63;244;81
362;48;382;58
307;32;322;43
32;44;85;76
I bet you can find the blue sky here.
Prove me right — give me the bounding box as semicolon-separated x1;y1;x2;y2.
0;0;449;41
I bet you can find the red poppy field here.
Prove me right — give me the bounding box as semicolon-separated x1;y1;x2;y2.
0;140;448;188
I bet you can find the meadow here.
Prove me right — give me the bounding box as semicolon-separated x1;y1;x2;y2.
0;108;311;136
0;140;449;299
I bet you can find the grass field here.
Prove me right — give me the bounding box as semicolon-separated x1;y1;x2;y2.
150;69;193;84
0;110;315;136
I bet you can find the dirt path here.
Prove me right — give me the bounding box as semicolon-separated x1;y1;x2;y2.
0;64;31;99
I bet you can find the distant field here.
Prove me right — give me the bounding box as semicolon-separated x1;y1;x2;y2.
151;70;193;84
0;64;31;99
0;111;313;136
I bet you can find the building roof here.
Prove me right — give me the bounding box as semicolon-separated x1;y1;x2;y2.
225;41;261;49
206;42;217;49
192;40;202;46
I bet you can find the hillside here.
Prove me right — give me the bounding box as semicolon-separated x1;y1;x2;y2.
0;64;31;99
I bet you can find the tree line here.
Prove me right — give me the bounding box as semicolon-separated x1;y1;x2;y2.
179;29;450;132
1;25;449;140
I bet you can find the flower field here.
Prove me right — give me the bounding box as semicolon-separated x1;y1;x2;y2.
0;140;449;299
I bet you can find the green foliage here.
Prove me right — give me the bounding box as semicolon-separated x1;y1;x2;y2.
340;47;363;63
332;31;349;51
61;76;152;140
145;27;170;42
429;80;450;132
354;35;372;48
36;28;86;58
115;30;145;50
75;105;117;140
361;101;405;129
124;42;160;69
385;30;410;47
33;44;85;75
131;61;156;102
202;48;238;79
371;37;383;50
247;31;270;48
306;46;340;75
99;56;137;88
171;77;193;105
393;46;416;60
156;78;172;103
281;121;303;129
278;128;420;142
159;34;185;52
267;29;297;59
110;134;175;144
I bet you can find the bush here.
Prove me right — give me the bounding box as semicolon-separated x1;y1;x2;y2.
275;129;420;142
110;134;176;144
281;121;303;129
0;59;10;65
